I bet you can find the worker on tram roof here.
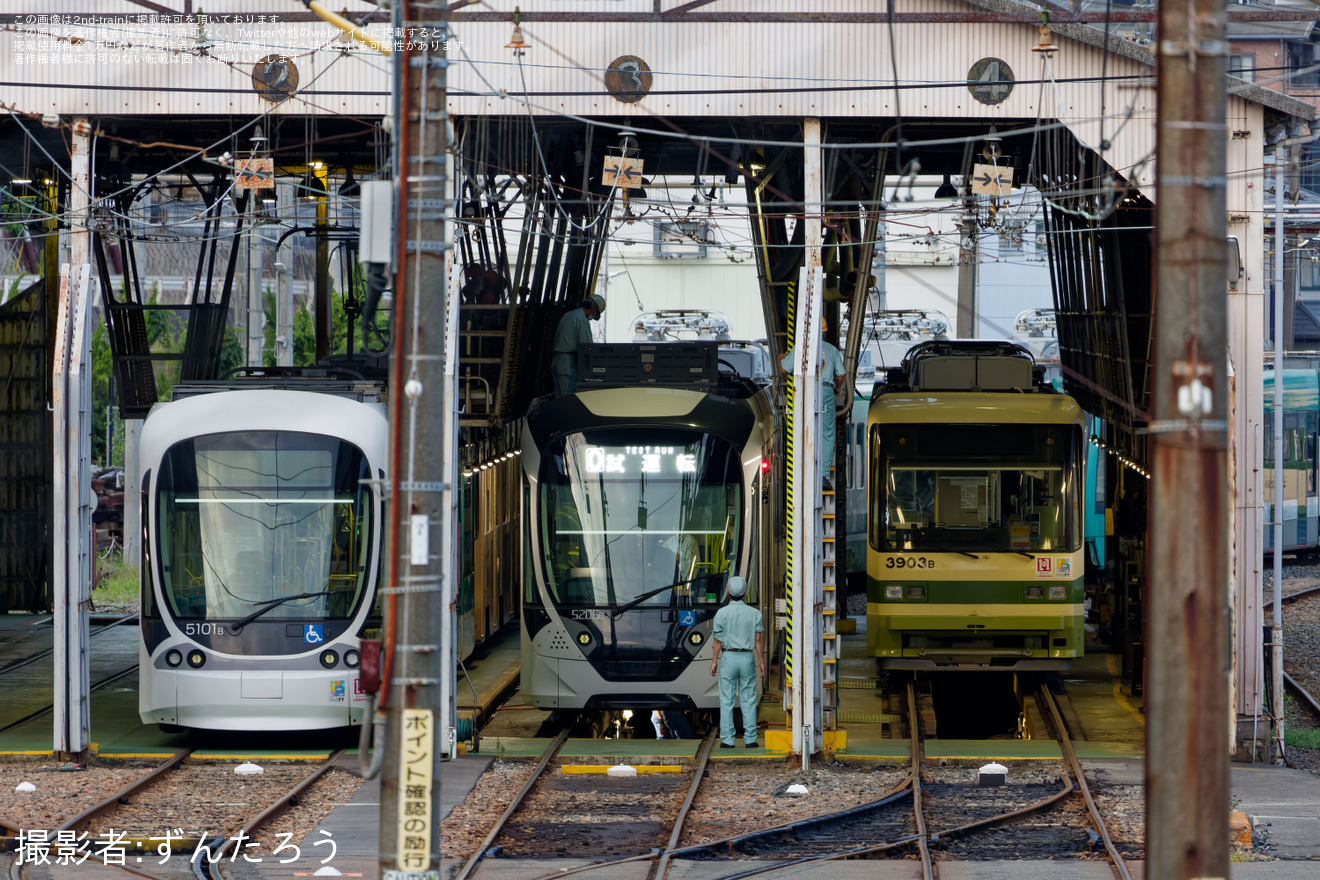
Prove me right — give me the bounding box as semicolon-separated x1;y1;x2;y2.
709;575;764;749
551;293;605;397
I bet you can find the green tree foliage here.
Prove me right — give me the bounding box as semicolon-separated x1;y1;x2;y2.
90;289;244;465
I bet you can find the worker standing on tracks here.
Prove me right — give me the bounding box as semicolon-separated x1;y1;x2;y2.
709;576;764;748
550;294;605;397
780;316;847;489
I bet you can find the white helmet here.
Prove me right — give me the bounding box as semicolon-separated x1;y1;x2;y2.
587;294;606;319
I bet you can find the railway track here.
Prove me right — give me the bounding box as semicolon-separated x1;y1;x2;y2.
643;682;1132;879
4;750;346;880
0;614;139;677
0;664;141;736
0;613;142;736
454;728;720;880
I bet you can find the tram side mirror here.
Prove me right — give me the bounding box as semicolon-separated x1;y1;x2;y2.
1226;236;1242;288
360;638;382;694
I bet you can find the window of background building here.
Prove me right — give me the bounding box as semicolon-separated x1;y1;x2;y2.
1229;53;1255;82
1288;42;1318;88
1302;143;1320;195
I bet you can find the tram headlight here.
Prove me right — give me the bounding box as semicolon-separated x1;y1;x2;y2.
577;632;592;646
906;586;925;599
186;650;206;668
345;649;361;669
320;650;340;668
884;585;903;600
165;649;183;668
1047;585;1067;601
1026;586;1044;599
689;632;703;646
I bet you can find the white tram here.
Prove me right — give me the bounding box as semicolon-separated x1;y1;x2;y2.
137;384;387;731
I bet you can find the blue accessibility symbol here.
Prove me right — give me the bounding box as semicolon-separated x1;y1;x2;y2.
304;624;324;644
679;610;696;626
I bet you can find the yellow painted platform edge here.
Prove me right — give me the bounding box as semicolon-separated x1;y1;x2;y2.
560;764;683;774
188;753;332;761
0;751;55;756
96;753;181;759
765;730;847;751
922;752;1062;760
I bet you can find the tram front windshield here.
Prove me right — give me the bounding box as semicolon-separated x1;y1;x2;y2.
539;429;744;607
874;422;1080;553
156;432;373;621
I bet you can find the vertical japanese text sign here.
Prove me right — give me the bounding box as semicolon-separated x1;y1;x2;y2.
398;709;435;871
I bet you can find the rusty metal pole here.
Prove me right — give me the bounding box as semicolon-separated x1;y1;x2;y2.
1147;0;1231;875
378;0;450;875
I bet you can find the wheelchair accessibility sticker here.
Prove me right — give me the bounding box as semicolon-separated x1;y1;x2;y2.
679;610;696;626
304;624;324;644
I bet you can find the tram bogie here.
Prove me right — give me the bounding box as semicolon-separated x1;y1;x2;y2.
138;384;388;731
867;341;1086;670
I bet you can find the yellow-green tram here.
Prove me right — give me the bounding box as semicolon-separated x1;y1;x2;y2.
867;341;1085;670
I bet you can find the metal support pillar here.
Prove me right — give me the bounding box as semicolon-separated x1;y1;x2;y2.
1271;149;1285;762
439;162;461;757
1147;0;1231;875
1281;147;1301;352
276;184;295;367
1226;114;1265;757
315;170;331;362
248;215;266;367
53;122;93;759
379;1;449;874
122;419;141;567
788;118;823;758
955;208;977;338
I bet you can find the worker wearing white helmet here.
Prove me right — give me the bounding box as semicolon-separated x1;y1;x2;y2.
709;575;764;748
550;294;605;397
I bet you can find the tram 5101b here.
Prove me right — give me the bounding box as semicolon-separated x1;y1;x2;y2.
138;383;387;731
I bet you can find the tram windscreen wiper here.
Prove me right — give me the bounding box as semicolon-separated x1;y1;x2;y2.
915;537;980;559
612;574;720;617
230;590;337;631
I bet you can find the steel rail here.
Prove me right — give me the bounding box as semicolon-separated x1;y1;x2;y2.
225;748;348;850
7;748;188;880
700;777;1076;880
522;729;721;880
652;728;716;880
56;750;194;834
906;682;934;880
453;729;570;880
1283;671;1320;720
0;614;139;677
1039;685;1133;880
1262;583;1320;609
0;664;140;735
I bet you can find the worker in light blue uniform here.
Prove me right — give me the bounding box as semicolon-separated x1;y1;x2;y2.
709;576;764;748
550;294;605;397
781;317;847;489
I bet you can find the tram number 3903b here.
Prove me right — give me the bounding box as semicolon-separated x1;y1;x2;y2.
884;557;936;570
185;623;227;636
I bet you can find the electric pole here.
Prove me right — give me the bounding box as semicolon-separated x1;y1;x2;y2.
1147;0;1231;877
379;0;450;876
